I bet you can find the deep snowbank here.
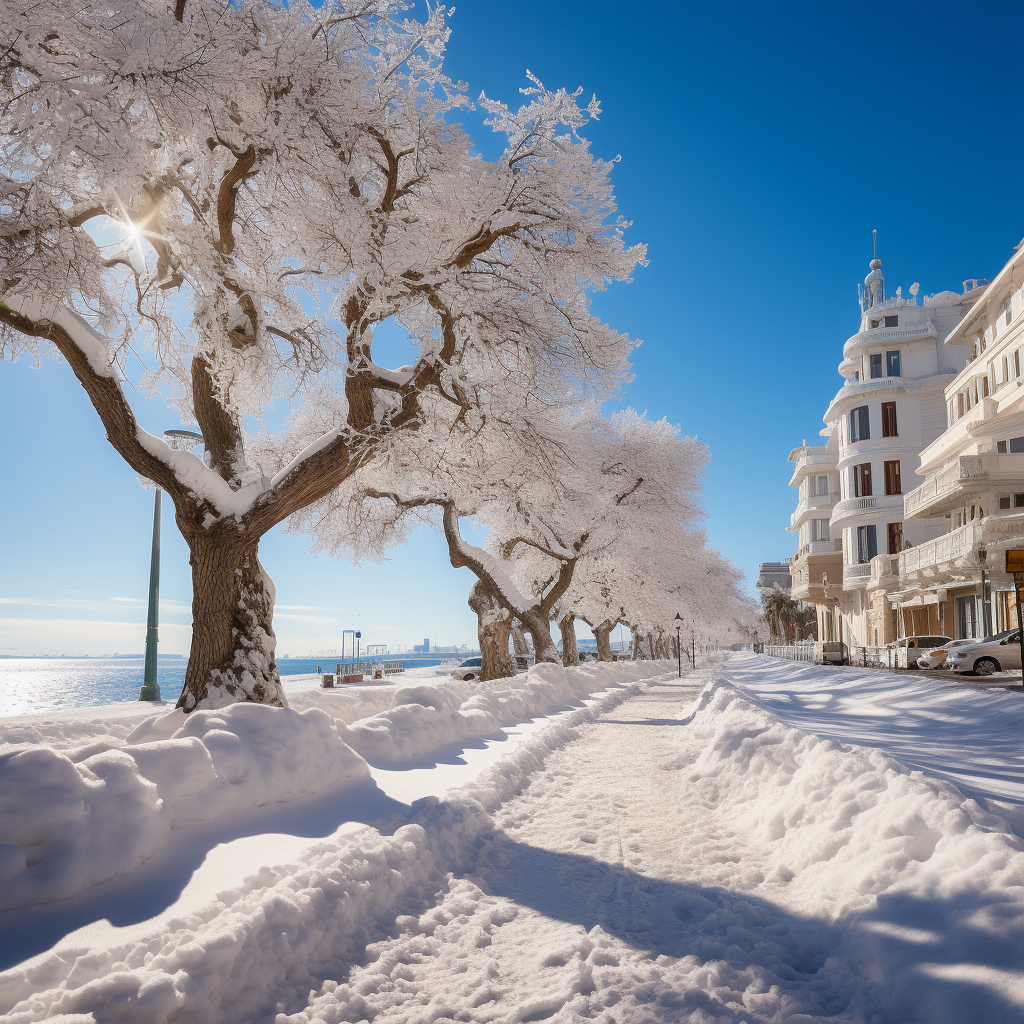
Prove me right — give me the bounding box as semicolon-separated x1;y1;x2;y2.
0;703;368;913
680;665;1024;1022
0;662;669;1023
0;661;656;916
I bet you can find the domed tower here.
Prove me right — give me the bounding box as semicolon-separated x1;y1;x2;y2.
859;230;885;312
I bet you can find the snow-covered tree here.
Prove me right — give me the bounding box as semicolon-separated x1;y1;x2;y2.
301;405;710;675
0;1;643;709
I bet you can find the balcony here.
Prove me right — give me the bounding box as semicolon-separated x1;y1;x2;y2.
789;492;840;529
842;562;873;590
842;319;935;359
898;515;1024;579
823;368;959;423
832;493;905;523
904;452;1024;519
870;552;900;584
788;446;837;486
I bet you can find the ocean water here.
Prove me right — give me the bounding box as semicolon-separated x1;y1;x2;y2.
0;656;449;717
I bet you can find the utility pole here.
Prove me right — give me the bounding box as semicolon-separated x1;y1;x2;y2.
139;429;203;702
138;488;162;701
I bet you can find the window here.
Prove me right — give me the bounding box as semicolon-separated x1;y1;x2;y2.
998;440;1008;453
870;353;883;379
853;462;873;497
884;460;902;495
983;376;989;398
884;315;898;328
857;525;878;563
881;401;898;437
870;318;880;329
1015;493;1024;509
849;406;870;442
1000;495;1011;510
887;350;901;377
1010;436;1024;454
1003;356;1009;383
853;371;860;383
887;522;904;555
811;518;830;542
1016;350;1021;377
810;474;829;497
958;393;964;417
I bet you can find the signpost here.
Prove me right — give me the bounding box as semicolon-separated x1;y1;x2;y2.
1005;551;1024;690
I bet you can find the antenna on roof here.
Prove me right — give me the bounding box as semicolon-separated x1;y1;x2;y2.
873;229;877;261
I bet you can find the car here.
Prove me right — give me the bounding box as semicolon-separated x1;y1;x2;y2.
451;657;482;681
887;635;951;667
916;638;974;669
945;629;1023;676
814;641;849;666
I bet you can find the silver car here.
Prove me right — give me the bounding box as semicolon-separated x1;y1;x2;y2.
946;629;1023;675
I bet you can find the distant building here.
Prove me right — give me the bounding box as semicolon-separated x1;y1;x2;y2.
413;637;431;652
756;562;792;593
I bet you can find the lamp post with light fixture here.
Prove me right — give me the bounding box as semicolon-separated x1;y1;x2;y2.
139;429;204;701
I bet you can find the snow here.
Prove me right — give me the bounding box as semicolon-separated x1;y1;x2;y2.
4;653;1024;1022
0;702;368;912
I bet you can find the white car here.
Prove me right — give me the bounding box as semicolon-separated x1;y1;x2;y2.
451;657;482;681
916;638;974;669
945;629;1023;676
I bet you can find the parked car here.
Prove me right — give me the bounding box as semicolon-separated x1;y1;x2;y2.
886;635;951;668
916;638;974;670
451;657;483;681
814;641;849;666
946;629;1022;675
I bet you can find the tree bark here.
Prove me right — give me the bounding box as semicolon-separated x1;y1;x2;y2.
176;525;286;712
559;613;579;667
511;623;529;658
521;606;560;664
468;581;514;681
594;620;615;661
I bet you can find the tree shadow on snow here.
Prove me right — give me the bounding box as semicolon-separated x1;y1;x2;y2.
453;828;1024;1024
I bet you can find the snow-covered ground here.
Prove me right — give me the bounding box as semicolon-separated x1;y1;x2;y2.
3;653;1024;1022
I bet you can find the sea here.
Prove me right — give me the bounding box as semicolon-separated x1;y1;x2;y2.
0;655;451;717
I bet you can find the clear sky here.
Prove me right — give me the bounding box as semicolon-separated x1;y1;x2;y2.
2;0;1022;657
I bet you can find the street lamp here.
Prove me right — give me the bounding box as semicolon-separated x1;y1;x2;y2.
674;613;683;677
139;429;203;701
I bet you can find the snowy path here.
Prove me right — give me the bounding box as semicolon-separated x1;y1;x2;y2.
284;663;1024;1024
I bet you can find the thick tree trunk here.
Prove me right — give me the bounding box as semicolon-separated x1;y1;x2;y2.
177;528;286;712
559;613;579;667
521;606;560;664
468;581;514;681
594;620;615;661
631;627;642;660
511;623;529;658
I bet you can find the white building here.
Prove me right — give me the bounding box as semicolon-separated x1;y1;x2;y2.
787;428;842;639
789;240;984;646
895;241;1024;642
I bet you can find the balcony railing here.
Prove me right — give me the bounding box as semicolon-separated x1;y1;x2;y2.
897;515;1024;577
843;562;872;589
870;552;899;582
904;455;987;519
824;368;960;422
833;495;877;515
789;492;840;528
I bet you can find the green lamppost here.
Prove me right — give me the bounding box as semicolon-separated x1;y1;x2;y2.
139;429;204;701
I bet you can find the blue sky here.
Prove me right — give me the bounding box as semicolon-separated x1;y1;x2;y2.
2;0;1022;657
